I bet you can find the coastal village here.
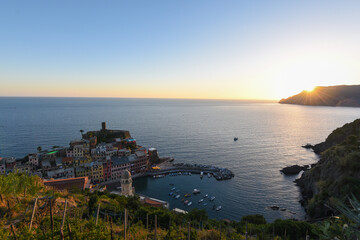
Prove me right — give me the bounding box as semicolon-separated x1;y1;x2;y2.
0;123;157;189
0;122;234;192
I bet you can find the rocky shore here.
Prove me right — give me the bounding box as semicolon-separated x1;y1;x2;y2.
294;119;360;220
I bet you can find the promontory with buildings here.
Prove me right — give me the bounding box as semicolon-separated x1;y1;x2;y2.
0;122;233;191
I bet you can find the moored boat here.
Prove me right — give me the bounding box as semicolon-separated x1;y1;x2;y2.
187;201;192;206
198;199;204;203
210;196;215;201
193;189;200;194
216;206;222;211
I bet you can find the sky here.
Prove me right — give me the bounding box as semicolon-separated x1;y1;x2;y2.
0;0;359;100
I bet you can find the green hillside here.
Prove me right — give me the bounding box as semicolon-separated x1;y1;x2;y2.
0;172;359;239
296;119;360;222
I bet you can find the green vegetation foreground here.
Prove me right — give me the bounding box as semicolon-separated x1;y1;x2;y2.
0;173;359;239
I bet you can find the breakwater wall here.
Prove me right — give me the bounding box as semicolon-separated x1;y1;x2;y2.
145;163;234;180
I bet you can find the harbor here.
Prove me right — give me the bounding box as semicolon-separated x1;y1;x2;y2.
147;161;235;181
131;174;229;220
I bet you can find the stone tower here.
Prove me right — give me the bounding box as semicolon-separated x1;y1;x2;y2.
121;170;135;196
101;122;106;131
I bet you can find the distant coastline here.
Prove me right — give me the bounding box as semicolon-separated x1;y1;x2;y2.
279;85;360;107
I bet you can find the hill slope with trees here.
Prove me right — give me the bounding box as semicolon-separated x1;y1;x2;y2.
296;119;360;222
279;85;360;107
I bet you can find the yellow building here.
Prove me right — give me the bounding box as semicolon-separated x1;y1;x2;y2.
90;161;103;183
73;155;92;166
77;161;103;183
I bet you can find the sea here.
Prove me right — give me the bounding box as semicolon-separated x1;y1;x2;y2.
0;97;359;222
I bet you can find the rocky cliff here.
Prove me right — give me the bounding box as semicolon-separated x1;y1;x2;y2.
296;119;360;220
279;85;360;107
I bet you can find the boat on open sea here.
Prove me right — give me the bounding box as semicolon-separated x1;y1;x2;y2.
234;137;238;141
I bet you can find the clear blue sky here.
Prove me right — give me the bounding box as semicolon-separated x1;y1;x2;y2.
1;1;359;99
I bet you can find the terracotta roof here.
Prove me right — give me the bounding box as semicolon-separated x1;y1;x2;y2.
143;198;164;207
43;177;89;190
62;157;73;163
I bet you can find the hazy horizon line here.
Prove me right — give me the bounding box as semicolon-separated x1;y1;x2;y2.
0;95;279;102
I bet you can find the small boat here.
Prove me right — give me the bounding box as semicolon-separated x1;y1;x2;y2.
184;193;191;198
234;137;238;141
200;172;203;179
204;194;208;198
216;206;222;211
193;189;200;194
175;195;180;199
169;183;174;186
169;192;174;196
187;201;192;206
203;202;208;206
207;173;211;178
189;172;192;176
198;199;204;203
176;189;180;193
210;196;215;201
171;187;176;191
184;200;189;205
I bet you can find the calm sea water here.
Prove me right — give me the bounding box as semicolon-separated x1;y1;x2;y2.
0;97;359;222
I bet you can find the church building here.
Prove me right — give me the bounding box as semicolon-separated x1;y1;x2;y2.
121;170;135;196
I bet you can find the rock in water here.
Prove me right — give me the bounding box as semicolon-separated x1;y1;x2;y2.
280;165;306;175
302;144;313;149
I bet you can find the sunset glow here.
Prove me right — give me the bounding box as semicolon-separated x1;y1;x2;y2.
0;1;359;100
